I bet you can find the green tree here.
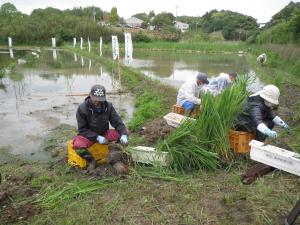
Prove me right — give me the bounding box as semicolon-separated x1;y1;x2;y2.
0;2;17;15
152;12;175;29
109;7;119;25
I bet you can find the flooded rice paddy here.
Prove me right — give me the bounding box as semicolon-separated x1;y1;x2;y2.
0;48;264;160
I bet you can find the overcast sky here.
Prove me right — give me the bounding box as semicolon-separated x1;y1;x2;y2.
1;0;299;23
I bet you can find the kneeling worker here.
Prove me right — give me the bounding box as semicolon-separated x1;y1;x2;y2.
235;85;289;141
176;72;209;114
73;84;129;166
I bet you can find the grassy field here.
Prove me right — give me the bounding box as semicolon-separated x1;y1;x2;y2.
1;154;299;225
1;41;300;224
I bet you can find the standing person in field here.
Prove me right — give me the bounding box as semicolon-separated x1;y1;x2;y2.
73;84;129;167
176;72;209;114
235;84;289;141
205;71;238;96
257;53;267;65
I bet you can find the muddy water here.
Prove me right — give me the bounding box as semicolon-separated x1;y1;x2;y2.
127;50;264;91
0;49;134;159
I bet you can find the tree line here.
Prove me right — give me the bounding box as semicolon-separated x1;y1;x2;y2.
0;1;299;45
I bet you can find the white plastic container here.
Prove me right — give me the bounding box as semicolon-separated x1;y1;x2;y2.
128;146;169;166
163;112;195;128
250;140;300;177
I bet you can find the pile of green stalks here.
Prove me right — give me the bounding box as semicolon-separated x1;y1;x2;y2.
34;178;118;209
157;75;250;172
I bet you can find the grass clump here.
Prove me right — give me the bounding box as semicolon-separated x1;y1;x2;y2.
35;178;119;209
128;90;164;132
158;75;250;172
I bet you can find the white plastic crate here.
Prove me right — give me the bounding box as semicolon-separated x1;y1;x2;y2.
250;140;300;177
128;146;169;166
163;112;195;128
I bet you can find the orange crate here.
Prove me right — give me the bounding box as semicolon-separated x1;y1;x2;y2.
67;140;109;168
171;104;201;117
229;130;255;154
171;104;185;115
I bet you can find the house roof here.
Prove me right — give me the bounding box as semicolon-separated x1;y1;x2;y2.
125;17;144;25
175;21;189;26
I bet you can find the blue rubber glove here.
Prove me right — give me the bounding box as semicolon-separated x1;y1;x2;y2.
120;135;128;145
97;135;107;144
265;129;278;139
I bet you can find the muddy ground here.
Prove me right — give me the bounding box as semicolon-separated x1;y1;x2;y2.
0;163;42;224
139;118;175;145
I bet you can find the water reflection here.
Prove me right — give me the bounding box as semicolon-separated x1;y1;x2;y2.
0;50;134;159
74;53;77;62
81;56;84;67
129;50;264;91
9;48;14;59
52;49;57;61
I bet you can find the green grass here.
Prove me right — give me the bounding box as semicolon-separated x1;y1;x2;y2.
1;161;299;225
133;41;248;53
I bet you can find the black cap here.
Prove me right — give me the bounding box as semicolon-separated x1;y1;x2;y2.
90;84;106;101
229;71;237;78
196;72;209;84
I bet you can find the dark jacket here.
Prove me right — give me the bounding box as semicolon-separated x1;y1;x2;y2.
236;95;276;132
76;97;127;141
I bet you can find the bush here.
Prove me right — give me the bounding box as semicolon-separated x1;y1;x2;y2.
133;31;153;43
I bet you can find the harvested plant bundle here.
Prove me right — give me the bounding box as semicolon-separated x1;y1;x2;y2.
158;75;250;172
35;178;117;208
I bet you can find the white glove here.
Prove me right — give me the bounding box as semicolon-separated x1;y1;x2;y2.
97;135;107;144
120;135;128;145
273;116;289;129
257;123;278;139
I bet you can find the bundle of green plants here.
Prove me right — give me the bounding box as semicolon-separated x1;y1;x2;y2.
158;75;250;172
130;164;188;182
35;178;118;209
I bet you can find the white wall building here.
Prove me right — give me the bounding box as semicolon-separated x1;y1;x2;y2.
175;21;189;32
125;17;144;28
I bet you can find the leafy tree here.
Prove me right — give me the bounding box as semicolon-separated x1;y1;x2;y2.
265;2;300;28
152;12;175;29
0;2;17;15
132;13;148;21
148;10;155;18
109;7;119;25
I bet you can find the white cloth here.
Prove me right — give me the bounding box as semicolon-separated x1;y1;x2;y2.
257;53;267;63
205;73;232;96
177;78;205;106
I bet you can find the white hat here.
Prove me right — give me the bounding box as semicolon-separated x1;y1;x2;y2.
259;85;280;105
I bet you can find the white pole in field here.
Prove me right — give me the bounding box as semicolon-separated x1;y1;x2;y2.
99;37;102;56
124;33;133;64
73;37;76;48
88;37;91;53
8;37;12;48
111;36;119;60
51;37;56;48
80;37;83;50
89;59;91;71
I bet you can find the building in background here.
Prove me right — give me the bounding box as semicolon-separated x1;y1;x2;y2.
175;21;189;32
125;17;144;28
